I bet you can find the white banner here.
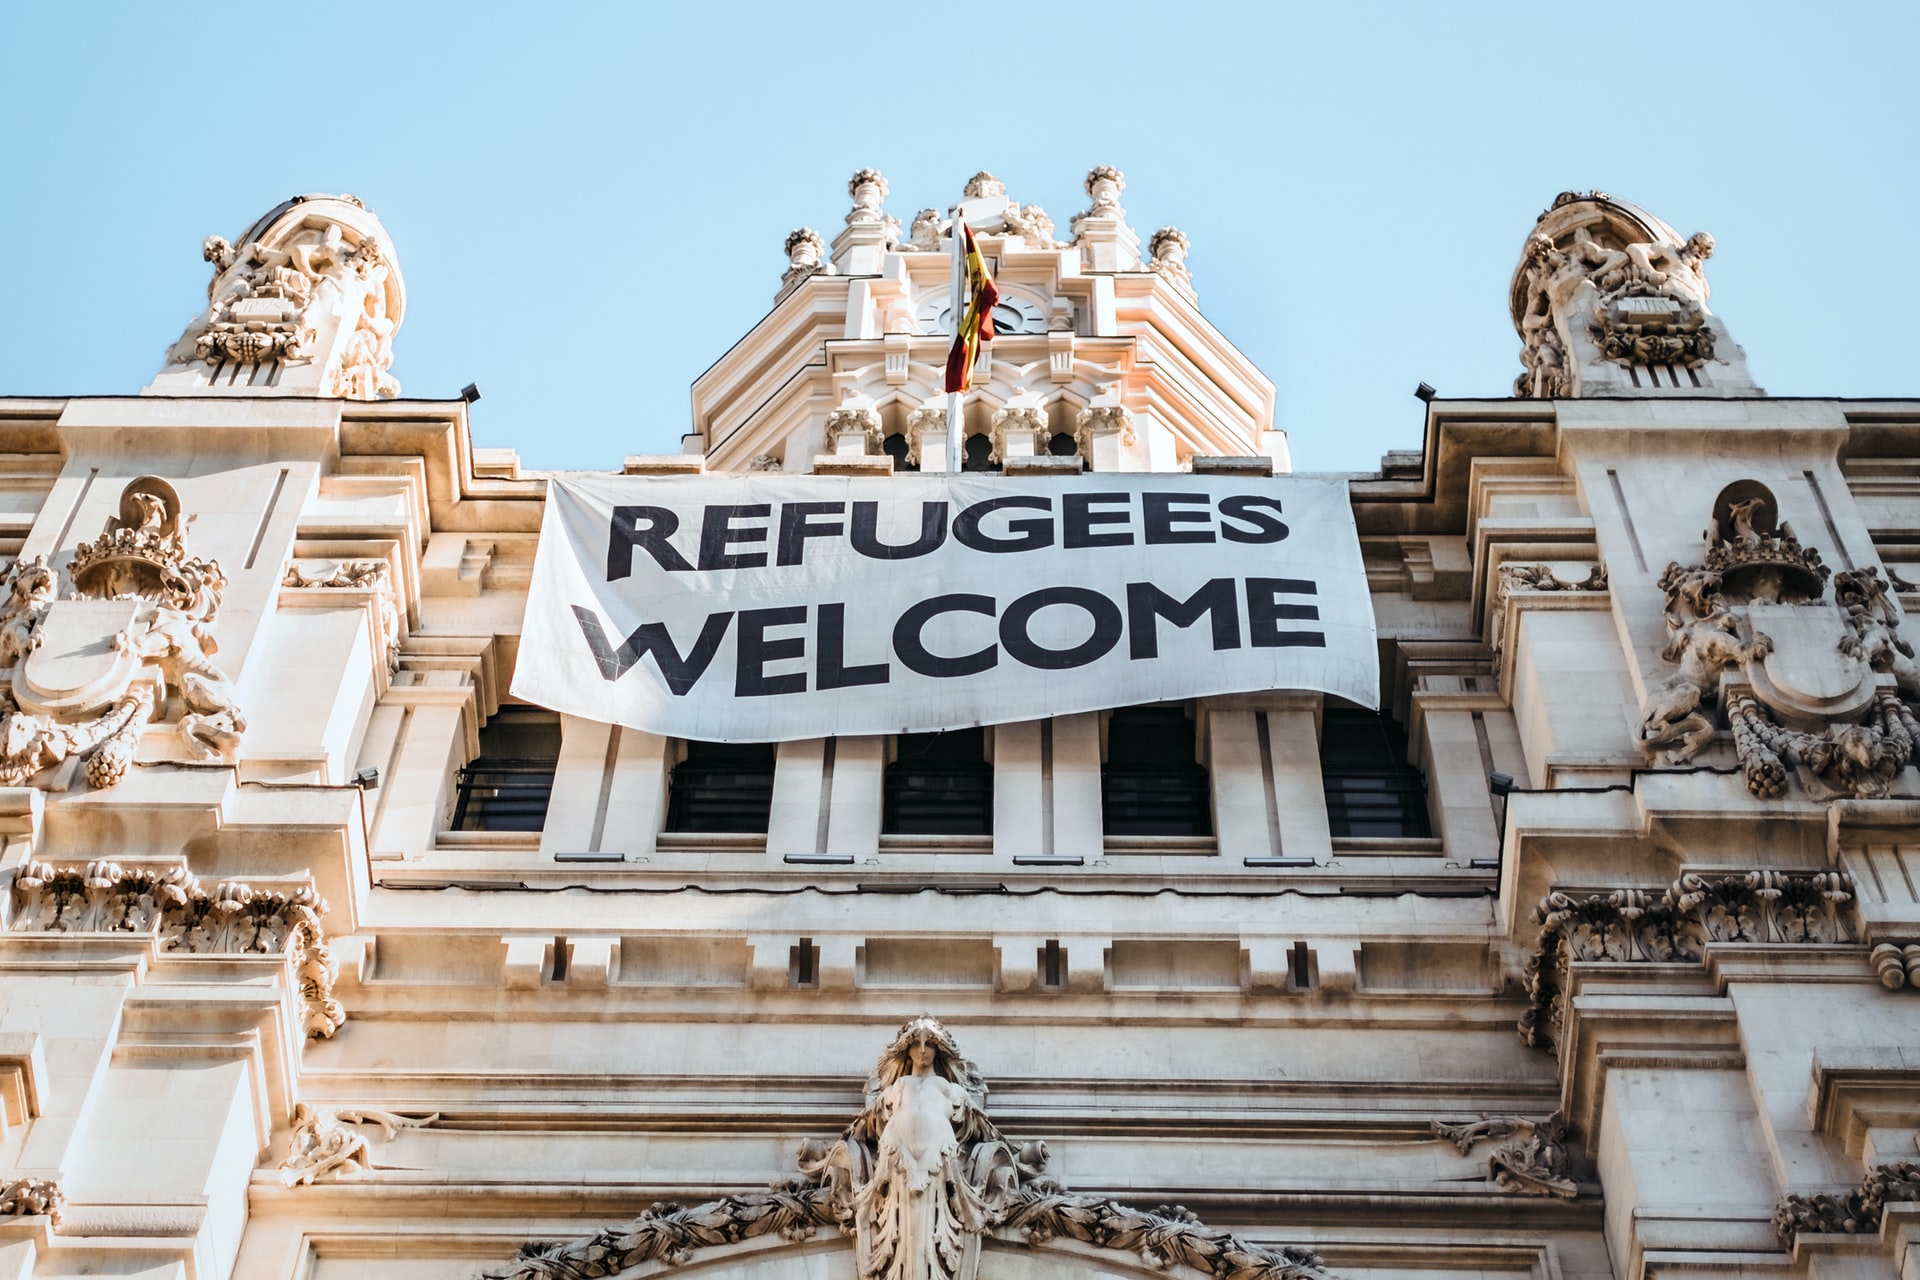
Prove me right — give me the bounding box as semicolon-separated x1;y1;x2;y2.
511;474;1377;740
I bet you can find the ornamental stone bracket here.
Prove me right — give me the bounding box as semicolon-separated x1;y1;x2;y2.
1635;481;1920;800
279;1103;438;1186
282;559;403;674
5;859;344;1039
1489;560;1609;659
1519;871;1860;1053
0;1177;62;1228
1776;1161;1920;1248
0;476;247;792
483;1016;1335;1280
1431;1113;1577;1199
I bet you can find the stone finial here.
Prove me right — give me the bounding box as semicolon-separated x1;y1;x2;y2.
149;194;404;400
1148;227;1193;293
963;171;1006;200
908;209;943;252
779;227;833;297
1084;165;1125;216
846;169;889;226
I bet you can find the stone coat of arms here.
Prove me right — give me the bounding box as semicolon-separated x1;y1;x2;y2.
1638;481;1920;799
0;476;246;790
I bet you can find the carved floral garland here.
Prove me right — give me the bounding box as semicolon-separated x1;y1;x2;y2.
485;1017;1332;1280
1519;871;1856;1052
8;861;343;1039
1776;1161;1920;1245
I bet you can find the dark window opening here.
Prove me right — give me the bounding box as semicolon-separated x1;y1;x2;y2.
1102;706;1211;837
665;740;776;833
1041;939;1064;988
961;433;999;472
884;728;992;835
452;707;560;832
1320;708;1433;838
883;432;918;472
1047;432;1080;457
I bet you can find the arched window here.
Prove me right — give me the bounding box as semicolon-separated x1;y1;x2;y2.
883;432;918;472
1102;706;1211;837
961;433;999;472
1319;709;1432;838
665;741;776;833
883;728;992;835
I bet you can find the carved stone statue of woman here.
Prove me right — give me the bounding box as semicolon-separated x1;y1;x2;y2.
849;1016;992;1280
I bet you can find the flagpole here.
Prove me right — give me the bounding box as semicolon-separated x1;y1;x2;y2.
946;212;965;474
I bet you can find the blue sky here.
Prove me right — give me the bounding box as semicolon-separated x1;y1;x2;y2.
2;3;1913;473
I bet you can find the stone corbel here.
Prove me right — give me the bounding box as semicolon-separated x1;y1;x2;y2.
823;407;883;457
989;406;1049;463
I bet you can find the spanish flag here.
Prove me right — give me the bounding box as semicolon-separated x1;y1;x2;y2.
943;220;999;393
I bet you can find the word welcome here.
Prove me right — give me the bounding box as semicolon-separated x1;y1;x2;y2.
574;576;1321;696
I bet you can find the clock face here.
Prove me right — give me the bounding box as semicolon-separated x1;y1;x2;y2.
919;294;1047;336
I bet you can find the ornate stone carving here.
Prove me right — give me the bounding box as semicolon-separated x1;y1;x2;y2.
1082;166;1125;219
963;173;1005;200
0;478;246;790
0;1177;62;1225
1001;205;1058;250
1588;235;1717;371
283;560;401;673
1147;228;1193;293
1776;1161;1920;1245
904;408;947;467
1491;562;1607;655
1635;485;1920;797
781;229;833;296
908;210;944;253
847;170;889;225
825;408;884;456
1074;405;1135;454
280;1103;438;1186
1869;941;1920;990
748;454;783;473
187;207;401;397
482;1017;1331;1280
1518;871;1856;1051
1431;1113;1576;1199
9;861;343;1039
988;407;1049;463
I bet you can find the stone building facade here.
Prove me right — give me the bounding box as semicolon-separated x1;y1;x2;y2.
0;175;1916;1280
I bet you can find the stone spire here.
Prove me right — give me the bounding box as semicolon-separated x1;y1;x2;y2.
1509;191;1755;399
146;194;404;400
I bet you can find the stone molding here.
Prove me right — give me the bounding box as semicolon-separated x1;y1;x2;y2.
7;860;343;1039
282;558;401;673
484;1016;1332;1280
1519;871;1858;1051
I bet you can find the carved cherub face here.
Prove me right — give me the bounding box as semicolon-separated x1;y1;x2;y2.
1686;232;1715;261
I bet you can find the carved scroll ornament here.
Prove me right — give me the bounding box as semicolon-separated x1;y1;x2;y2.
280;1103;438;1186
483;1016;1333;1280
8;860;343;1038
